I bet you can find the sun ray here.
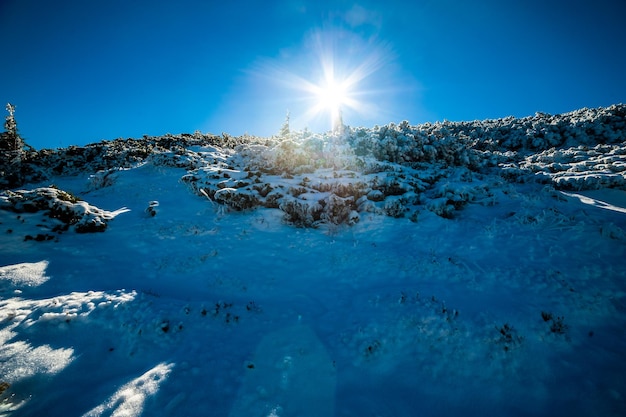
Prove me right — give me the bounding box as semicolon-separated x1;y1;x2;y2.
246;28;401;134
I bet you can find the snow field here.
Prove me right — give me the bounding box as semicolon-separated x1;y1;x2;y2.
1;181;625;415
1;105;625;416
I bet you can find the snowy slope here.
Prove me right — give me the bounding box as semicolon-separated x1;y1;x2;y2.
1;105;626;416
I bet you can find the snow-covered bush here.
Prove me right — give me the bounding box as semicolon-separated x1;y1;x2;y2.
382;197;406;218
320;194;357;225
280;199;323;227
145;201;159;217
9;103;625;227
88;169;119;190
213;188;260;211
272;139;314;174
517;141;626;190
0;187;128;233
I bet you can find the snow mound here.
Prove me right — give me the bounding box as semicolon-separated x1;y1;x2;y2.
0;260;49;288
82;362;174;417
0;290;136;412
0;290;137;332
0;335;74;384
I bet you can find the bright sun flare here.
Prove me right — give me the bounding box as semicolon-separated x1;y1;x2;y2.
314;79;349;131
255;29;391;133
316;80;347;112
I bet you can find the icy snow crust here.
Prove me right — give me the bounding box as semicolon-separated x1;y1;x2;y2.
0;104;625;416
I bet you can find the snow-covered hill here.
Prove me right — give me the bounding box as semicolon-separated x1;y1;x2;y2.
1;105;625;416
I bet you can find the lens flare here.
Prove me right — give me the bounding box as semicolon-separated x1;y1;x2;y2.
313;78;348;131
248;28;398;134
315;79;346;115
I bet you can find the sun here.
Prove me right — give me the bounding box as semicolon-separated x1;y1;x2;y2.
316;79;346;114
313;78;349;132
248;28;392;134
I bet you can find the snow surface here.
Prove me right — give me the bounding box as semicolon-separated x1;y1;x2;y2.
1;106;626;416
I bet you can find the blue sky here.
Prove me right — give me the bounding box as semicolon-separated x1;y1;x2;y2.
1;0;625;149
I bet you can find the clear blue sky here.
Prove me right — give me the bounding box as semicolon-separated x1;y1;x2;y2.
1;0;625;149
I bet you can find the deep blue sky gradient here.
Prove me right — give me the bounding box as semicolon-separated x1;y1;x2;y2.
1;0;625;149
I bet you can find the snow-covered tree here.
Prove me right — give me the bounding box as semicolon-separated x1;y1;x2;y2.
279;111;290;138
1;103;26;187
2;103;20;150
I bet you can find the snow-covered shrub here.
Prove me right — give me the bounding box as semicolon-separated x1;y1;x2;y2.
427;197;456;219
280;199;323;227
88;169;119;190
433;182;471;209
344;120;481;168
0;187;128;233
145;201;159;217
301;135;324;160
383;197;406;218
376;175;409;197
321;194;357;225
14;103;623;230
313;180;369;200
517;141;626;190
269;139;318;174
73;205;111;233
366;189;384;202
553;173;626;190
213;188;260;211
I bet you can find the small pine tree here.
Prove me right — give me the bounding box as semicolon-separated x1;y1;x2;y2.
2;103;20;151
4;104;16;134
279;110;290;138
1;103;26;187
